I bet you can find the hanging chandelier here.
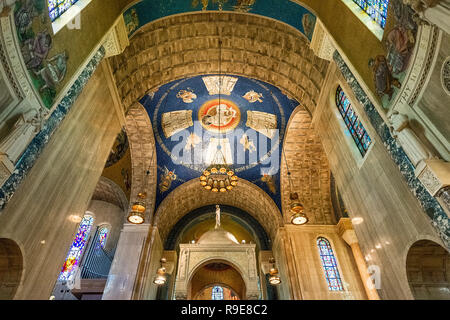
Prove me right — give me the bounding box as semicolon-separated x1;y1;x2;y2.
200;164;238;192
199;9;238;193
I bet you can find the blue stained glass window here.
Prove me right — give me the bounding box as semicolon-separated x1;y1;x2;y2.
352;0;389;28
336;86;372;157
97;227;109;249
317;237;344;291
48;0;80;22
58;215;94;281
212;286;224;300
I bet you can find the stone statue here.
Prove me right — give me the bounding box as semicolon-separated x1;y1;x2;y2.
0;108;44;164
389;111;434;167
215;204;221;229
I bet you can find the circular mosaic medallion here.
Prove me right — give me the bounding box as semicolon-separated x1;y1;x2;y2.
198;99;241;133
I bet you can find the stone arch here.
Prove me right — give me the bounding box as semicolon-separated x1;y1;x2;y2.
405;239;450;300
124;102;157;222
281;105;334;225
188;259;246;300
91;176;129;212
154;178;282;242
109;11;329;115
0;238;23;299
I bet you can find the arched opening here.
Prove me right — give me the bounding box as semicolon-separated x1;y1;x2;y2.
195;284;240;300
406;240;450;300
0;238;23;300
189;261;246;300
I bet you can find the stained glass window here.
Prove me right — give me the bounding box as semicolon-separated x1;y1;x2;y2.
352;0;389;28
58;215;94;281
317;237;344;291
212;286;224;300
336;86;372;157
48;0;80;22
97;227;109;249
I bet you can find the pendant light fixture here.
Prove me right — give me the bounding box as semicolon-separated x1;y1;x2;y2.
127;191;146;224
268;257;282;285
282;149;309;225
153;258;167;285
128;151;154;224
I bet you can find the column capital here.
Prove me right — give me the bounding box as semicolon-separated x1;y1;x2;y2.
415;159;450;197
337;218;359;245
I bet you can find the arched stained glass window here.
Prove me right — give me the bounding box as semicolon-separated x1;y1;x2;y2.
58;214;94;281
97;227;109;249
336;86;372;157
352;0;389;28
48;0;80;22
317;237;344;291
212;286;224;300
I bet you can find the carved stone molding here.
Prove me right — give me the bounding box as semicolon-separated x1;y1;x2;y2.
437;186;450;216
103;16;130;58
441;56;450;95
388;24;440;115
416;159;450;196
174;243;260;299
0;12;43;109
310;19;335;61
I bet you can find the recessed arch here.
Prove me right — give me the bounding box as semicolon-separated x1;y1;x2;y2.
281;105;334;224
124;102;158;223
0;238;23;300
188;259;247;300
164;205;271;250
153;178;282;243
406;239;450;300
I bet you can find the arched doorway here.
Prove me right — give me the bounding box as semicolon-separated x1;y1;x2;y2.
0;238;23;299
406;240;450;299
189;262;246;300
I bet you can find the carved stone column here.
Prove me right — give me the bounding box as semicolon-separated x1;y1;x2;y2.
337;218;380;300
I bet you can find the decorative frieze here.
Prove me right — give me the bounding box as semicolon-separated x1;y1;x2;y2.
333;50;450;249
389;25;439;112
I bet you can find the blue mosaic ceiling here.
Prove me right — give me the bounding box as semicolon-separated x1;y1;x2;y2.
123;0;317;40
139;75;300;212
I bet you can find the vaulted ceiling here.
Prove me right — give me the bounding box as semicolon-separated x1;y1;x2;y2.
109;11;334;232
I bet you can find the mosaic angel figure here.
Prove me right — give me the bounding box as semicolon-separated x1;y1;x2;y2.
243;90;263;103
159;167;177;193
177;88;197;103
